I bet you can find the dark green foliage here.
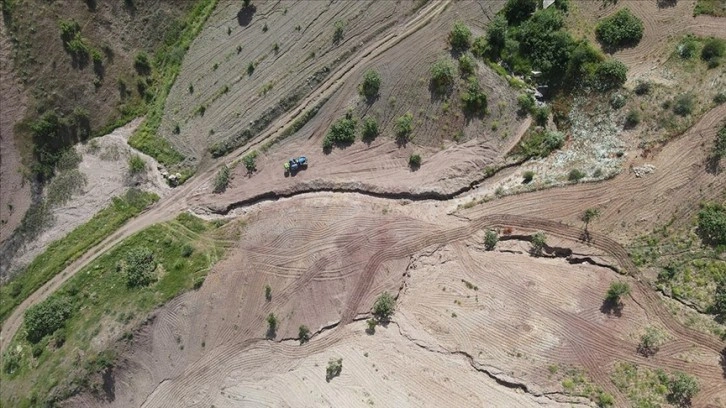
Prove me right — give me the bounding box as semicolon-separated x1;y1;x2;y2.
134;52;151;75
266;313;277;337
181;244;194;257
530;232;547;257
677;35;699;59
59;20;81;44
517;93;535;115
515;129;564;158
247;62;255;76
713;125;726;159
596;391;615;408
243;152;257;173
24;295;73;343
264;284;272;301
668;372;699;406
565;40;604;82
522;170;535;184
123;248;156;288
484;229;499;250
213;165;230;193
449;21;472;51
3;350;20;374
513;8;574;82
714;92;726;104
698;202;726;245
486;15;508;57
128;155;145;175
366;318;377;334
361;117;379;142
610;93;626;110
323;115;357;150
396;112;414;141
430;58;455;94
713;280;726;320
634;81;651;95
595;8;644;49
298;325;310;344
460;76;487;117
29;110;91;181
193;276;205;289
372;292;395;321
326;358;343;381
333;20;345;43
533;106;549;126
360;69;381;100
625;109;641;128
672;93;694;116
701;37;725;66
471;36;488;59
594;59;628;90
503;0;538;25
409;153;421;169
568;168;586;182
458;54;476;76
605;281;631;304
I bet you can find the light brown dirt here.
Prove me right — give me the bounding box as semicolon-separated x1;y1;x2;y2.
0;19;31;244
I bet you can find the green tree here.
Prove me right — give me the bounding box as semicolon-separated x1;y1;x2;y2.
361;117;379;142
396;112;414;142
333;20;345;43
595;8;644;49
323;115;357;150
668;372;699;406
605;281;631;305
298;325;310;344
458;54;476;76
24;295;73;343
128;155;145;175
366;318;377;334
372;292;395;321
409;153;422;169
713;279;726;320
266;312;278;337
698;202;726;245
460;76;488;117
530;232;547;256
265;284;272;301
638;326;666;356
449;21;472;51
486;15;508;57
503;0;538;25
582;208;601;230
484;229;499;251
213;165;230;193
124;248;156;288
430;58;455;94
326;357;343;381
701;37;725;66
360;69;381;100
243;152;257;173
594;59;628;90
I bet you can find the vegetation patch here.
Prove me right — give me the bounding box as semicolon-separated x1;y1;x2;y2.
0;190;159;324
512;127;565;159
611;362;700;408
694;0;726;17
360;69;381;101
595;8;644;50
323;113;357;151
213;165;230;193
0;213;230;407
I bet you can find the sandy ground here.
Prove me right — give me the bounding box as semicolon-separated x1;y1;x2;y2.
0;19;31;244
5;118;172;277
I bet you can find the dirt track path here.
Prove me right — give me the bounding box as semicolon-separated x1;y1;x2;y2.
0;0;451;354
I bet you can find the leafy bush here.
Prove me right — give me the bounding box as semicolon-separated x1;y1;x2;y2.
516;129;564;158
247;61;255;76
605;281;631;304
323;115;357;150
123;248;156;288
714;92;726;104
522;170;535;184
638;326;666;356
610;93;626;109
672;93;694;116
128;154;145;175
449;21;472;51
668;372;699;406
471;36;488;59
243;151;257;173
595;8;644;49
503;0;538;25
594;59;628;90
484;229;499;250
458;54;476;76
530;232;547;257
266;312;278;337
533;106;549;126
361;117;379;142
372;292;395;321
713;280;726;320
460;77;488;117
326;358;343;381
677;36;698;59
624;109;641;128
634;81;651;95
366;318;377;334
59;20;81;44
2;350;20;374
713;125;726;159
298;325;310;344
396;112;414;141
568;168;586;182
181;244;194;257
701;37;725;66
213;165;230;193
134;52;151;75
360;69;381;100
333;20;345;43
265;284;272;301
409;153;421;169
430;58;455;94
486;15;508;57
517;93;535;115
697;202;726;245
24;295;73;343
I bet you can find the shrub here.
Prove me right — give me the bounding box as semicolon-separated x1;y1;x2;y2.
701;37;725;66
396;112;414;141
522;170;535;184
24;295;73;343
582;208;601;226
713;280;726;320
449;21;472;51
124;248;156;288
430;58;455;94
624;109;641;128
134;52;151;75
697;202;726;245
213;165;230;193
677;36;698;59
458;54;476;76
265;284;272;301
517;93;535;115
372;292;395;321
634;81;651;95
460;77;488;117
533;106;549;126
361;117;379;141
181;244;194;257
668;372;699;406
594;59;628;90
486;15;508;56
360;69;381;100
568;168;586;182
503;0;538;25
714;92;726;104
298;325;310;344
266;313;278;337
605;281;631;304
672;93;694;116
595;8;644;49
59;20;81;44
517;128;564;158
326;357;343;381
610;93;626;109
247;62;255;76
128;154;145;175
638;326;666;356
409;153;421;169
323;116;357;149
713;125;726;159
2;350;20;374
484;229;498;250
471;36;488;59
333;20;345;43
530;232;547;256
243;151;257;173
596;392;615;408
193;276;205;289
366;318;377;334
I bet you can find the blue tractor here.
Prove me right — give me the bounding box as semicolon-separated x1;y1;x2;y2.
284;156;308;174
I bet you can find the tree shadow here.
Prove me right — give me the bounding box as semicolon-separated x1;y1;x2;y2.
720;347;726;378
237;5;257;27
428;80;453;102
656;0;677;9
600;299;623;317
637;344;658;358
705;155;722;175
266;326;277;339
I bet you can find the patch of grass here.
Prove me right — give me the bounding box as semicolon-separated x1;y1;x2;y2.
611;362;671;407
128;154;145;175
128;0;218;171
213;164;230;193
556;366;610;405
396;112;414;142
512;128;564;159
694;0;726;17
568;169;586;182
0;190;159;324
1;213;229;406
